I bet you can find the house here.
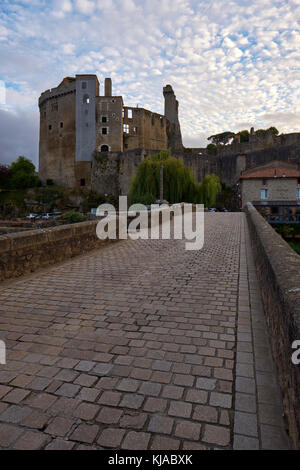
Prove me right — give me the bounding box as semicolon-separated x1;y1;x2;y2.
240;161;300;223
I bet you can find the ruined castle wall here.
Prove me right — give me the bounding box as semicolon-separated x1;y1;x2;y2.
39;83;76;187
123;107;167;151
96;96;123;152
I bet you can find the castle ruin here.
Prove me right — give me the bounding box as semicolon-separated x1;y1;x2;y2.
38;75;182;189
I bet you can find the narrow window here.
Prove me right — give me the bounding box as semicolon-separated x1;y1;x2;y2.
102;116;107;123
122;109;125;118
123;124;129;134
48;124;52;130
60;122;63;128
261;189;268;200
128;109;132;119
262;179;267;186
102;127;108;135
297;188;300;199
101;145;109;152
80;178;85;186
83;94;90;104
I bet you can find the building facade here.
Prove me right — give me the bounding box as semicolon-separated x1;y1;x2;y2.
38;75;182;189
240;161;300;223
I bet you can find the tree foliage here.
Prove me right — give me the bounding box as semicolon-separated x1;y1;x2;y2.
206;143;217;154
10;156;39;189
255;126;279;136
207;131;235;146
129;151;221;207
237;130;250;142
0;165;12;188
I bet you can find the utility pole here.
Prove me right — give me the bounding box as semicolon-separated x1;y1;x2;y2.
160;163;163;201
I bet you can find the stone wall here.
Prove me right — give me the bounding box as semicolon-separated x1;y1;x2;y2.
241;178;300;206
244;202;300;449
0;221;118;282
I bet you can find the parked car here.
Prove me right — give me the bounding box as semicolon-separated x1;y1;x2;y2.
209;208;217;212
26;213;38;220
154;199;169;205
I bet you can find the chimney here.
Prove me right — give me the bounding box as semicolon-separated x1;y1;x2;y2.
105;78;112;97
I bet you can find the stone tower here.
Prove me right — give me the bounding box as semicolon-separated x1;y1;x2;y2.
163;84;183;152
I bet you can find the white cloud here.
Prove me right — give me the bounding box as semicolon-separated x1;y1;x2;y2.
0;0;300;163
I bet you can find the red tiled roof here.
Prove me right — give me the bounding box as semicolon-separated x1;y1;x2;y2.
240;167;300;179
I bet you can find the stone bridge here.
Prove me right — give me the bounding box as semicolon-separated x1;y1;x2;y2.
0;210;298;450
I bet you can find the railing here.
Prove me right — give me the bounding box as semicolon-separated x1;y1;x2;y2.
263;214;300;224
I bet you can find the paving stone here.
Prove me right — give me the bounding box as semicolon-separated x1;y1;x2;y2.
143;397;167;413
193;405;218;423
70;424;99;444
13;430;49;450
148;415;174;434
234;411;258;437
45;416;74;437
121;431;150;450
233;434;259;450
45;438;75;450
175;421;201;440
98;428;126;448
196;377;217;390
139;381;161;396
161;385;184;400
151;436;180;450
235;393;257;413
116;378;140;392
56;383;80;398
209;392;232;409
98;390;122;406
0;423;23;447
168;401;192;418
120;412;148;429
119;393;144;410
0;404;32;423
73;402;100;420
97;406;123;424
2;388;30;404
203;424;230;447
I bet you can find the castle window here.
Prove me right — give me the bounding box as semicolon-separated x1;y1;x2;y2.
82;82;87;89
83;94;90;104
102;116;107;123
261;189;268;200
60;122;63;128
262;179;267;186
123;124;129;134
101;145;109;152
48;124;52;130
128;109;132;119
122;109;125;118
133;127;137;133
51;103;58;112
80;178;85;187
102;127;108;135
297;178;300;185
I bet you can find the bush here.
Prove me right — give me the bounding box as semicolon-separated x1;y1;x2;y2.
59;211;86;224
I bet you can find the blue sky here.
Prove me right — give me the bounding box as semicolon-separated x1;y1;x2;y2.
0;0;300;166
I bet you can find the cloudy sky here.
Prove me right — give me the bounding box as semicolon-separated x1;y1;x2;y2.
0;0;300;166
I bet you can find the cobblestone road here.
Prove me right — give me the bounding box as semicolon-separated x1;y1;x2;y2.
0;213;290;449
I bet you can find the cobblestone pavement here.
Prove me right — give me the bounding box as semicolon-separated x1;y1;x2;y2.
0;213;290;449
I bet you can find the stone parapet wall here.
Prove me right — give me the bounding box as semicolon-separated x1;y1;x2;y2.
0;221;117;282
244;202;300;449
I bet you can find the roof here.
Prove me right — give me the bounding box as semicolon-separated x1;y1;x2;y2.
240;160;300;179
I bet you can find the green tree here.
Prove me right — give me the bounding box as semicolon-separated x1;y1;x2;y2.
206;143;217;154
208;131;235;146
255;126;279;136
129;150;222;207
0;164;11;189
237;130;250;142
10;156;39;189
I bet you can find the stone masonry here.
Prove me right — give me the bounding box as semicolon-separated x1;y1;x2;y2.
0;213;290;449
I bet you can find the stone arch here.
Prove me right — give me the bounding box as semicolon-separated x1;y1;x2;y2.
100;145;109;152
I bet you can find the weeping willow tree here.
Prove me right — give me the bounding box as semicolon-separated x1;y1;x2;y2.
129;150;222;207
